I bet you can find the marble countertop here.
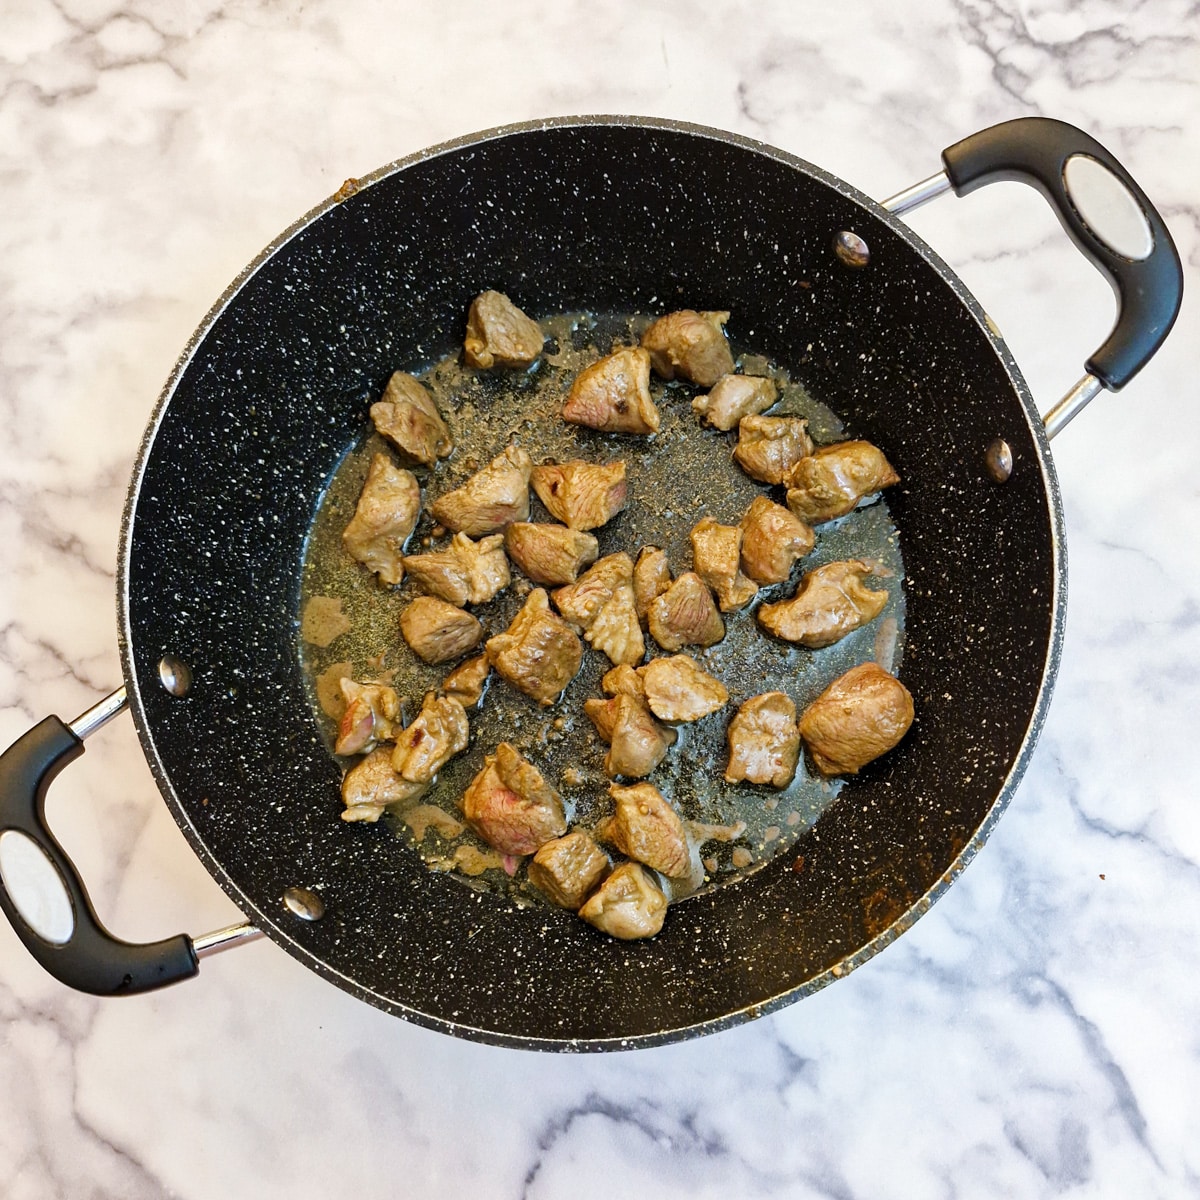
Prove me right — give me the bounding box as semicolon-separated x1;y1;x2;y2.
2;1;1197;1196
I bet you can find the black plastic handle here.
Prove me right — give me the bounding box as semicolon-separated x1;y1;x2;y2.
0;716;198;995
941;116;1183;391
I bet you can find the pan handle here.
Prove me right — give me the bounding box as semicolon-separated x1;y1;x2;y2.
883;117;1184;435
0;690;200;995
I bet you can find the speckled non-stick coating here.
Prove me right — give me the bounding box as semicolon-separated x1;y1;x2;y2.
118;117;1064;1050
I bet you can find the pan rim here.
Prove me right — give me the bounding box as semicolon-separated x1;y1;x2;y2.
116;114;1066;1050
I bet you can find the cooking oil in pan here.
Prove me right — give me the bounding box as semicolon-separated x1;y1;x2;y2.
298;313;906;905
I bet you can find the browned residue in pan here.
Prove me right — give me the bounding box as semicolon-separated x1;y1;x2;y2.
861;884;913;939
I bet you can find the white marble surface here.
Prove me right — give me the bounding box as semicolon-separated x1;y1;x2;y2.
1;1;1198;1196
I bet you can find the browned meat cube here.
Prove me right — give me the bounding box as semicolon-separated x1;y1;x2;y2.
460;742;566;855
402;532;510;607
798;662;914;775
647;572;725;652
632;546;672;622
400;595;483;664
335;679;402;756
562;347;660;435
584;584;644;667
486;588;583;706
583;694;621;742
640;310;734;386
528;831;610;909
578;862;667;940
692;374;777;431
341;453;421;585
739;496;815;585
733;415;814;484
724;692;800;788
757;559;888;648
504;522;599;586
391;692;470;784
441;653;490;708
551;553;634;631
431;445;533;536
638;654;728;723
463;291;544;369
785;440;900;525
601;663;645;699
605;782;690;877
530;460;627;531
585;693;677;779
546;553;642;665
340;746;429;823
370;371;454;467
690;517;758;612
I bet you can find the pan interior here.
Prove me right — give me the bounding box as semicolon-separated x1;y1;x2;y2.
297;310;906;905
121;119;1059;1048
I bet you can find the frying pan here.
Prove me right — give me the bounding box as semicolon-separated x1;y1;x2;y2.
0;116;1182;1049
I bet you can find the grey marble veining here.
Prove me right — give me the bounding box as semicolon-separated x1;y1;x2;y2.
1;1;1198;1197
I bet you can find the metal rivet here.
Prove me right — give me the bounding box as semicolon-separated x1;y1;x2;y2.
282;886;326;921
985;438;1014;483
833;230;870;268
158;655;192;697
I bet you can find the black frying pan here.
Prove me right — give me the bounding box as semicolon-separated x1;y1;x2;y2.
0;116;1182;1049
